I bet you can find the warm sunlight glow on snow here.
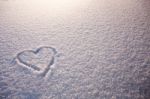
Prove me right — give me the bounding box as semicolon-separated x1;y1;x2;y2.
29;0;91;11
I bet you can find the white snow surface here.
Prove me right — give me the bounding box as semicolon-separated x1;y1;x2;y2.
0;0;150;99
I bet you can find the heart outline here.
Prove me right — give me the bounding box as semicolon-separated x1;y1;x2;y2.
16;46;57;76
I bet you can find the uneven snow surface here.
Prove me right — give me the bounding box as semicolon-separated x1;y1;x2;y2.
0;0;150;99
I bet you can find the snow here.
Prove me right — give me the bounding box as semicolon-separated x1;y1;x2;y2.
0;0;150;98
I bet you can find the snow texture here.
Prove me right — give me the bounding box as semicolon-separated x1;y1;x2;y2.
0;0;150;99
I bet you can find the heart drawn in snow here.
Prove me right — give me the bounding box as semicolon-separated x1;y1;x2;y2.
16;47;57;74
